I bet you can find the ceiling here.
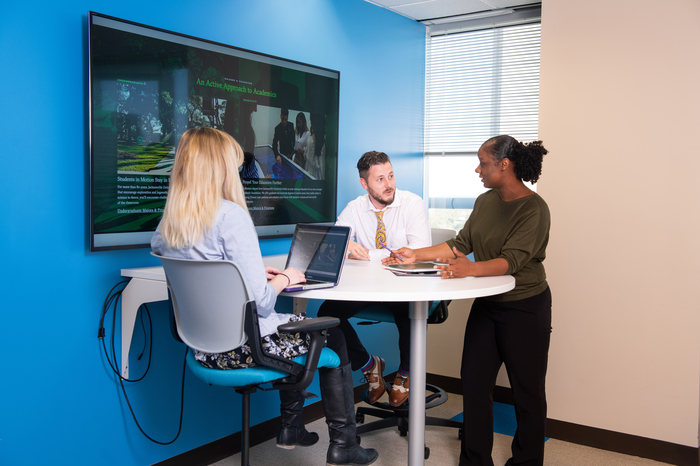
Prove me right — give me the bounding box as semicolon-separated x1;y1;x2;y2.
364;0;539;24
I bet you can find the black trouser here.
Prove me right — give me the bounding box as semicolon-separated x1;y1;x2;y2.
317;300;410;372
459;287;552;466
324;326;350;367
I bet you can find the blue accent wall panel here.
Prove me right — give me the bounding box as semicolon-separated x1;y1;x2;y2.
0;1;424;464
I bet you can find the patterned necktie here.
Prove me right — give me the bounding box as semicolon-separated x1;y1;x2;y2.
375;210;387;249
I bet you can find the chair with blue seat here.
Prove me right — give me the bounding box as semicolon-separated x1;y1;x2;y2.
152;252;341;466
352;228;462;457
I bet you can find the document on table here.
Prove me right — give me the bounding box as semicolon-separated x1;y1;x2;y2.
383;262;441;275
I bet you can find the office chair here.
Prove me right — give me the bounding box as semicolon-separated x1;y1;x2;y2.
152;253;341;466
351;228;461;459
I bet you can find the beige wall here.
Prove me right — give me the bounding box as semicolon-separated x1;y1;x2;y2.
428;0;700;448
539;0;700;447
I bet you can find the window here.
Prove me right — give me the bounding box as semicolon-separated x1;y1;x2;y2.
424;21;542;232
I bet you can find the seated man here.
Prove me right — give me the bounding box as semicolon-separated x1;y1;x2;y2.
317;151;431;406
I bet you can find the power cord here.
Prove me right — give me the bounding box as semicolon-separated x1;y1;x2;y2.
98;280;187;445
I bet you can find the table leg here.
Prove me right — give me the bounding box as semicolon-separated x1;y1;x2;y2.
293;297;308;315
408;301;429;466
121;278;169;379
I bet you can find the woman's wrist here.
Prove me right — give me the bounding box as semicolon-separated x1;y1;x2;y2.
278;273;291;287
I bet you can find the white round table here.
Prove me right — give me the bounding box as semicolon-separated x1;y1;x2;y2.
267;255;515;466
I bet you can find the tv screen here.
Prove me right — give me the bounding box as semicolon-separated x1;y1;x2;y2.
88;12;339;251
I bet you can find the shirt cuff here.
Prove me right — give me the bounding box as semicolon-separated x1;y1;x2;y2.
369;249;390;261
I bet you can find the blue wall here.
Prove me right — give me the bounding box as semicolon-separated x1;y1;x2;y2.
0;1;425;464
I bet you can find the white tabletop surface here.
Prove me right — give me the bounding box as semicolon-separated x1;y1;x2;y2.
122;254;515;302
121;266;166;281
266;254;515;302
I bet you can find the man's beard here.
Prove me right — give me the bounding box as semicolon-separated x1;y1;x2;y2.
369;187;395;207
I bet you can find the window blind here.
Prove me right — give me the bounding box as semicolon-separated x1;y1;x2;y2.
425;22;541;155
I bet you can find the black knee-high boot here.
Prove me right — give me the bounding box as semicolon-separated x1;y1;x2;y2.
320;363;379;466
276;389;319;449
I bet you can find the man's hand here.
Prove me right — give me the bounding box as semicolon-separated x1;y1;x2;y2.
381;247;415;265
346;240;370;260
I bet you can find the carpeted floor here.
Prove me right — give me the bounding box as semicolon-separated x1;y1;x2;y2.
213;394;676;466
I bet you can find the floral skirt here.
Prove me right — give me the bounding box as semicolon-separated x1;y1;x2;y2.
194;313;310;370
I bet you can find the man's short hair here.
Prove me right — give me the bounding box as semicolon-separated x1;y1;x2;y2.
357;151;391;180
280;108;289;117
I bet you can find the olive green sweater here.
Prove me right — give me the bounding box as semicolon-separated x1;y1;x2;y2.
446;189;550;302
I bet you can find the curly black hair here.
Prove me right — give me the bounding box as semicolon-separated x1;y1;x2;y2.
482;135;548;183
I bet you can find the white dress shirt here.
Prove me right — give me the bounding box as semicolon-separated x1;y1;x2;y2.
336;189;431;261
293;131;310;164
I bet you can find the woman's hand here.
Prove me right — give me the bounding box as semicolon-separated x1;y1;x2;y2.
265;266;280;280
381;247;415;265
346;240;370;260
434;247;473;279
269;267;305;294
281;267;305;285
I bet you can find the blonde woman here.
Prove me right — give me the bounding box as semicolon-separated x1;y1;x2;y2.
152;127;378;466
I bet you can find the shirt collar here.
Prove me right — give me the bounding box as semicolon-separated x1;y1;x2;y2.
363;189;402;212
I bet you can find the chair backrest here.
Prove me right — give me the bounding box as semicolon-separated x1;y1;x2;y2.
431;228;456;246
152;252;252;354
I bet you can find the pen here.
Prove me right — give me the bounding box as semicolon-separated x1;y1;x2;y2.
381;245;404;261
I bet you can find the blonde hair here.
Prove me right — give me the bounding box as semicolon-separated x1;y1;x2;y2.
160;127;248;249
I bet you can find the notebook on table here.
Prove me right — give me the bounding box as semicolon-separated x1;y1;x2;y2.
283;223;351;291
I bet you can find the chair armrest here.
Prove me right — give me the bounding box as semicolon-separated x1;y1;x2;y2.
272;316;337;392
277;316;339;333
245;302;305;377
245;304;340;392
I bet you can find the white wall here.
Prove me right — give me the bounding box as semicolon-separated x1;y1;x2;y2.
428;0;700;448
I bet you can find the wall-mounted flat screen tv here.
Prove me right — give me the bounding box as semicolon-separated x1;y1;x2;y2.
89;12;339;251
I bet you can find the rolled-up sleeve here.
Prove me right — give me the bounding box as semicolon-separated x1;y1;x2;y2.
447;221;473;256
404;195;432;249
336;205;357;242
497;209;546;275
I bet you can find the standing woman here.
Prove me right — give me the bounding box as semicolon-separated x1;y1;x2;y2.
152;127;378;466
383;135;551;466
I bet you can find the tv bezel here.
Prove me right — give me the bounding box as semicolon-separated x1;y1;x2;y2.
88;11;340;252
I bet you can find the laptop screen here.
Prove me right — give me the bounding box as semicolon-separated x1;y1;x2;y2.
286;224;350;283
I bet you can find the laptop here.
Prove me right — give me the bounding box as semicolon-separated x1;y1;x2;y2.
283;223;351;291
